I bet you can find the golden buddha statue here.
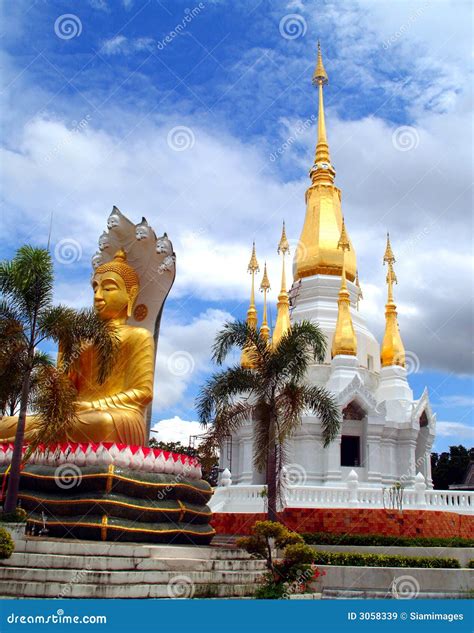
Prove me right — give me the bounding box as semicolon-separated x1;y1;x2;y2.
0;250;155;446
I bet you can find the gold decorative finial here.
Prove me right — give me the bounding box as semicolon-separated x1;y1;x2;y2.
312;40;328;86
259;262;271;342
293;42;357;285
241;242;260;368
245;241;259;328
273;222;292;346
278;221;290;255
337;218;350;252
383;232;395;265
331;223;357;357
248;241;259;273
381;234;405;367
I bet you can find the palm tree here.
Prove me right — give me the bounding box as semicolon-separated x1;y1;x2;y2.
0;347;53;417
0;246;117;513
196;320;341;522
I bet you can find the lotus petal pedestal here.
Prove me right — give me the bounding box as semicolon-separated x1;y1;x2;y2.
0;443;215;545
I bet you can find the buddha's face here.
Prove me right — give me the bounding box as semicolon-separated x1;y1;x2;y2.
92;271;135;321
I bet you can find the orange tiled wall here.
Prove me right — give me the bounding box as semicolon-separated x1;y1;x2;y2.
211;508;473;538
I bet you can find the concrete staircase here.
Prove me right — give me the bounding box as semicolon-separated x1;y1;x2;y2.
0;537;266;599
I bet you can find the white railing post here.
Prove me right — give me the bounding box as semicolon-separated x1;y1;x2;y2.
220;468;232;487
414;472;427;508
347;469;359;506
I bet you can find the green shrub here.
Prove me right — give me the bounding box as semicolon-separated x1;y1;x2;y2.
283;543;316;568
468;560;474;569
0;527;14;559
240;522;323;599
236;535;266;559
237;521;304;562
311;550;460;569
302;532;473;548
0;508;27;523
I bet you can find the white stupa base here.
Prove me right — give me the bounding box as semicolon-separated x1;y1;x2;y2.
326;355;361;393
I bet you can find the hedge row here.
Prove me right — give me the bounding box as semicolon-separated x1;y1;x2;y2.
311;550;460;569
302;532;473;548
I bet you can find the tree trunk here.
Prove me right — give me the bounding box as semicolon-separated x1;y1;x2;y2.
266;415;278;523
3;370;31;513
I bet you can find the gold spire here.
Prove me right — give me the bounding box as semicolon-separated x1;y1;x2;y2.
241;242;260;368
294;42;357;283
331;221;357;357
259;262;271;342
273;222;292;346
381;233;405;368
312;41;332;182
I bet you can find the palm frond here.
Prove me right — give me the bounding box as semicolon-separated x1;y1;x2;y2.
211;320;270;367
300;384;341;447
39;306;119;384
32;350;54;368
268;320;328;386
196;365;257;425
275;382;306;441
25;366;79;458
206;401;255;445
0;247;54;321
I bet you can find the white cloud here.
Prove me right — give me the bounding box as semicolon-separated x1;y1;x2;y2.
153;308;234;412
1;99;472;374
438;396;474;408
89;0;109;11
436;421;473;440
150;416;204;445
100;36;154;56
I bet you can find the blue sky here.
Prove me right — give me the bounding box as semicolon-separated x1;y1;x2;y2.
0;0;472;452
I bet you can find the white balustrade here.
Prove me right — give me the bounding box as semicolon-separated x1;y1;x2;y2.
210;482;474;515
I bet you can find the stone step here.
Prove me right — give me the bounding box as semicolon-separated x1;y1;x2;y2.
1;552;267;573
14;538;253;561
148;545;254;561
14;538;151;559
0;580;257;599
0;566;265;587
